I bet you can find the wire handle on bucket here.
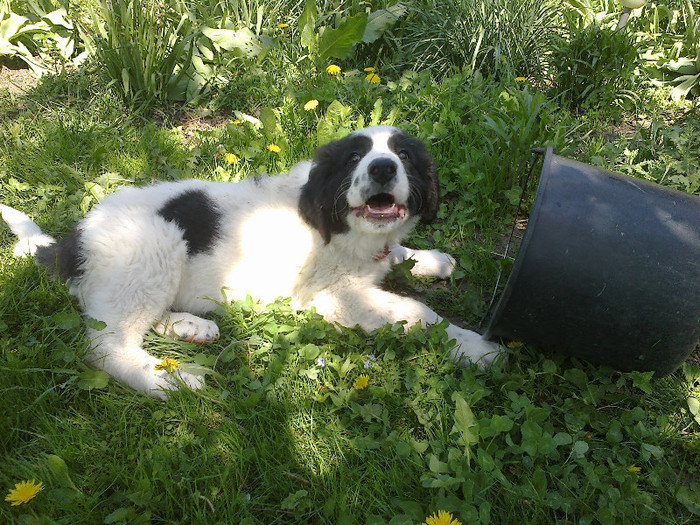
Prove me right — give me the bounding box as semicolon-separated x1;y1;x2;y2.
478;147;553;329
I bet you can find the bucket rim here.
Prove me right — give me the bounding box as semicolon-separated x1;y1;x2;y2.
484;146;555;339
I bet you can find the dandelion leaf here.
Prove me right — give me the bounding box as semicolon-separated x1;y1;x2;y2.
299;0;317;52
317;100;353;145
363;4;406;43
688;396;700;425
676;483;700;515
453;392;478;460
47;455;81;493
77;369;110;390
259;107;279;140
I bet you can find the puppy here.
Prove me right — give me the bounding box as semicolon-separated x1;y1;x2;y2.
1;126;500;398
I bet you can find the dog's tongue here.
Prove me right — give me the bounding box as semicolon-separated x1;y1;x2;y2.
356;203;406;219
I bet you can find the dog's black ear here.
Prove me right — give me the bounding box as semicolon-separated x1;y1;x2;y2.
416;144;440;223
393;134;440;223
298;141;350;243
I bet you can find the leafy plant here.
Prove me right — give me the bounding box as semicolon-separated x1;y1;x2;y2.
596;115;700;194
551;23;640;109
91;0;197;109
560;0;622;30
647;0;700;100
1;3;699;524
297;0;405;65
190;23;274;103
91;0;287;109
0;2;87;76
481;84;565;189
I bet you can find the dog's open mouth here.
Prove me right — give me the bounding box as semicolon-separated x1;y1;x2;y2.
352;193;406;221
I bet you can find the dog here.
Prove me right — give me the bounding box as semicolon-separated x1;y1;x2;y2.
1;126;500;399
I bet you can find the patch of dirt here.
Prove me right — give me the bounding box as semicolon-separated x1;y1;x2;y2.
152;106;232;130
150;106;243;142
590;108;687;144
600;115;653;142
0;59;39;94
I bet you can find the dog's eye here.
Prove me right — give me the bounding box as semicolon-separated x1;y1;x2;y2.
398;150;409;160
348;153;361;163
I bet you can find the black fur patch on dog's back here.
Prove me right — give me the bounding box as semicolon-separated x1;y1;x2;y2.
36;227;85;282
157;189;221;255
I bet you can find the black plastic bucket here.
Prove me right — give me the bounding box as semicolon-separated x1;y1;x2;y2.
485;147;700;376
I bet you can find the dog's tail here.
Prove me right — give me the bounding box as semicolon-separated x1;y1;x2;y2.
0;204;56;257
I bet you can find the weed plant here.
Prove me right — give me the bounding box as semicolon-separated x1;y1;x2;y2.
387;0;558;79
550;23;641;111
92;0;196;109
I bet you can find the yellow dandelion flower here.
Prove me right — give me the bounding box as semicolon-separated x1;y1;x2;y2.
326;64;341;75
366;73;380;84
224;153;240;165
5;480;43;506
515;76;527;82
231;119;242;125
267;144;281;153
627;465;641;473
154;358;181;374
507;340;524;349
277;23;289;28
353;375;369;390
364;67;375;72
423;510;462;525
304;99;319;111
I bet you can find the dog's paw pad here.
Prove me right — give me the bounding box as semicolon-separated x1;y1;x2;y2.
155;313;220;344
177;319;220;344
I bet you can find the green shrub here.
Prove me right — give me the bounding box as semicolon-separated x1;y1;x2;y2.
91;0;196;110
551;23;640;110
387;0;558;79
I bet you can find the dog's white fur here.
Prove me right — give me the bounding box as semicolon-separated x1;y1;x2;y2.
1;126;499;399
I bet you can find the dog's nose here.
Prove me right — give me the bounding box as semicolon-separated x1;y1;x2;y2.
368;158;397;186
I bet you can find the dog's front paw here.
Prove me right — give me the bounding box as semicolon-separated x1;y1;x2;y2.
154;313;220;344
148;368;206;400
388;246;456;279
410;249;456;279
448;328;502;369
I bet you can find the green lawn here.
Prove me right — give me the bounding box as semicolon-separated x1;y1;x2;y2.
1;1;700;523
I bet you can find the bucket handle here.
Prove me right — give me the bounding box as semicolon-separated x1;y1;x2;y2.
478;146;554;329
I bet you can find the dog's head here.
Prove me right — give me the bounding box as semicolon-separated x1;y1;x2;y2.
299;126;439;243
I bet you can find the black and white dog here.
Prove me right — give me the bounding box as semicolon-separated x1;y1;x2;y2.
1;126;500;398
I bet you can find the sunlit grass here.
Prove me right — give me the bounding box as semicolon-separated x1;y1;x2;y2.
1;6;699;522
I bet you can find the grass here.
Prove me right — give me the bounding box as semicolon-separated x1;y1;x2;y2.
1;1;700;523
383;0;558;79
